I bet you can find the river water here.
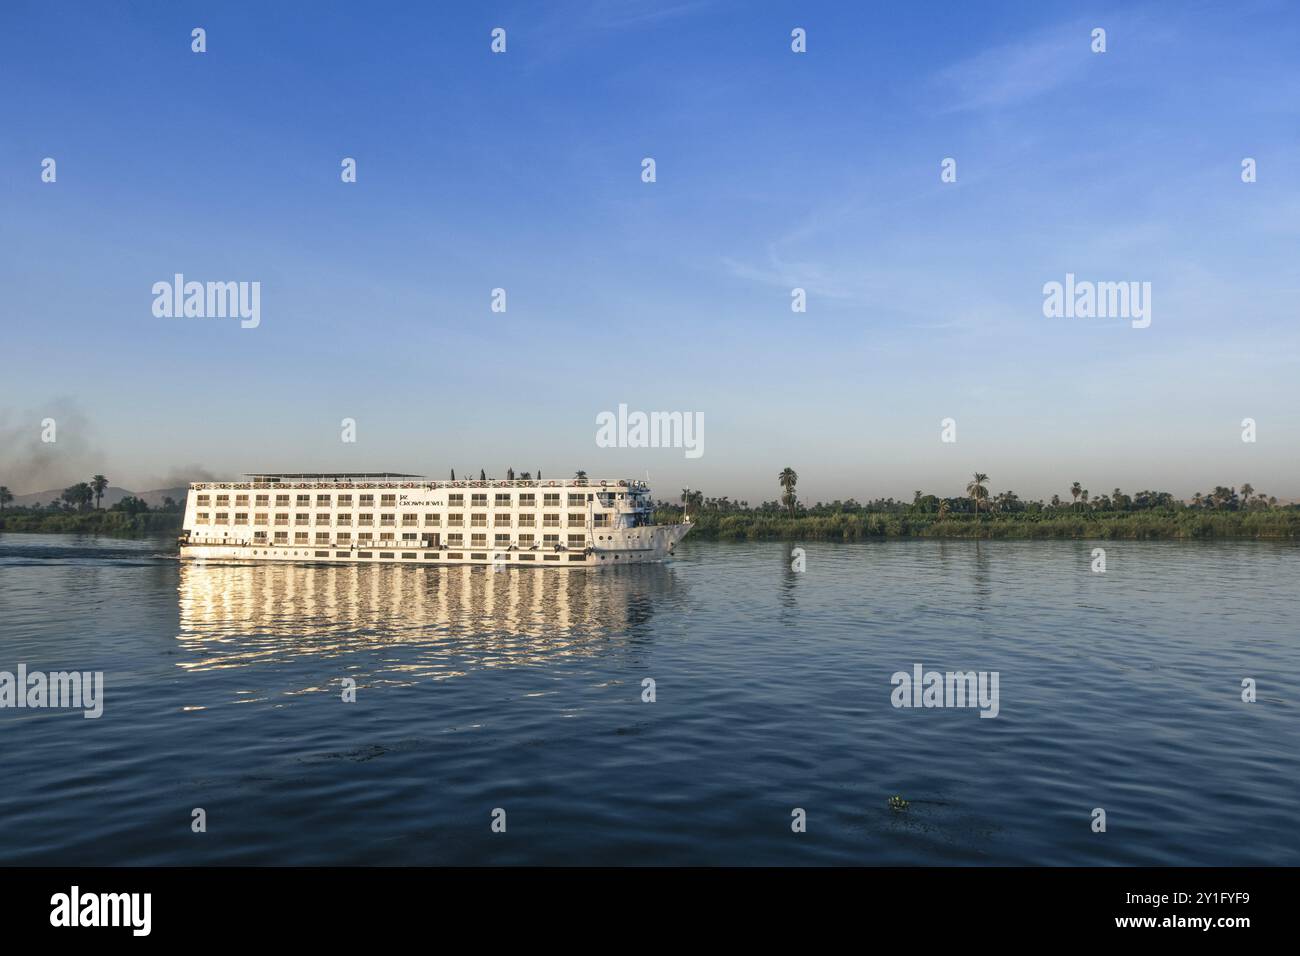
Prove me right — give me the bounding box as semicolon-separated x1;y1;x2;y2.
0;532;1295;865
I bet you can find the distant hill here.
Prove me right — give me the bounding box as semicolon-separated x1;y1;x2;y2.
8;485;189;509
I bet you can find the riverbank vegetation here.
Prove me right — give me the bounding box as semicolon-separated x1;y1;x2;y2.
0;476;182;536
659;473;1299;540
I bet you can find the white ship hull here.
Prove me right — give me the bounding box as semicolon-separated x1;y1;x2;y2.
177;474;691;569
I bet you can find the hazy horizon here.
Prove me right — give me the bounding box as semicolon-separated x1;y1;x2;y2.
3;1;1298;504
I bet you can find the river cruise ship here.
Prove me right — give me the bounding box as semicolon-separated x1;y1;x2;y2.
178;473;691;567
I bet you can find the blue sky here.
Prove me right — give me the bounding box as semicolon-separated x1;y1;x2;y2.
2;0;1298;503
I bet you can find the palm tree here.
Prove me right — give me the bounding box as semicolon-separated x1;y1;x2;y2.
1081;489;1089;508
90;474;109;509
0;486;12;512
966;472;989;517
479;469;487;481
1192;491;1203;509
937;499;950;520
450;468;455;480
1070;482;1082;508
777;467;798;515
1241;482;1254;504
574;470;587;480
62;483;94;512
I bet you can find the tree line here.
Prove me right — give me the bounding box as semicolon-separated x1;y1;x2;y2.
663;469;1286;518
0;476;183;515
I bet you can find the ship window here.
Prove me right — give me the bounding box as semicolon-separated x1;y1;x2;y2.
235;495;249;506
568;494;584;506
295;532;308;543
568;513;584;527
296;495;310;506
315;550;330;557
424;513;439;525
337;495;353;507
381;495;396;507
402;514;417;526
357;551;372;558
518;554;535;561
276;495;290;506
424;553;438;559
494;514;510;526
402;552;417;559
316;495;331;507
379;551;395;558
495;494;511;506
448;494;464;506
337;532;351;542
543;493;560;507
518;494;536;506
359;494;374;506
470;552;487;560
471;514;487;527
568;554;586;561
336;551;350;557
446;552;463;559
516;514;534;526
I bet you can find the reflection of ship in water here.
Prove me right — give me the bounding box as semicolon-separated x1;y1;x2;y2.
175;561;683;689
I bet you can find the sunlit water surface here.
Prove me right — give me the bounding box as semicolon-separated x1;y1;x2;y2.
1;533;1296;865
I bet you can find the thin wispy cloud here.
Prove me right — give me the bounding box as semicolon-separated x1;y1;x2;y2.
928;28;1093;114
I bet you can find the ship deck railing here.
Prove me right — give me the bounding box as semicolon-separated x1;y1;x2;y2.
190;478;649;492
